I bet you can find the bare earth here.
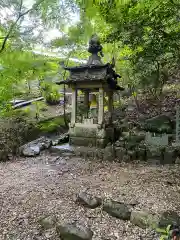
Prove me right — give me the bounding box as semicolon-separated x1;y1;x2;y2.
0;153;180;240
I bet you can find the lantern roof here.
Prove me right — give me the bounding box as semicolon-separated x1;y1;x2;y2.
56;34;124;91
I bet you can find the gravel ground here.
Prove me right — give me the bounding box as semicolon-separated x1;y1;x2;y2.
0;152;180;240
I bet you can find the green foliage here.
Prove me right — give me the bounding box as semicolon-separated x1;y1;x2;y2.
0;0;77;116
41;83;61;104
55;0;180;98
0;112;34;160
38;116;66;133
156;225;172;240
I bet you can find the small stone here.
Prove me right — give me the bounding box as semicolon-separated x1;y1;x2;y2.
22;145;40;157
128;200;139;206
103;199;131;220
137;147;147;161
175;157;180;164
57;133;69;144
56;222;93;240
75;192;101;209
121;132;130;140
38;215;57;230
146;147;164;163
103;145;115;161
115;147;126;160
123;155;131;162
115;140;124;147
39;137;52;150
52;140;59;146
127;150;137;160
130;210;159;229
158;211;180;228
162;147;175;164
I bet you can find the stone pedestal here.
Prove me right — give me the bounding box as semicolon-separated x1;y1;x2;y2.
69;124;114;148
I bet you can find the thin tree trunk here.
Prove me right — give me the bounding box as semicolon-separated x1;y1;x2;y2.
61;51;74;128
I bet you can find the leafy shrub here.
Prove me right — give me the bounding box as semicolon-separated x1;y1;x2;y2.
45;89;60;105
156;225;180;240
0;111;35;161
40;82;61;105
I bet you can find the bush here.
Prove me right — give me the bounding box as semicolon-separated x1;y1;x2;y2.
41;82;61;105
0;112;34;161
45;89;60;105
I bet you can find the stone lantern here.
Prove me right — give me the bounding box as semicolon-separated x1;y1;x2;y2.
57;34;124;148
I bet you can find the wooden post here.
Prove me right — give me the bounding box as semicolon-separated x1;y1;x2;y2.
108;90;113;124
71;88;77;124
98;88;104;125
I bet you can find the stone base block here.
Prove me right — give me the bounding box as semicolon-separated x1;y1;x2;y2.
69;124;114;148
69;136;108;148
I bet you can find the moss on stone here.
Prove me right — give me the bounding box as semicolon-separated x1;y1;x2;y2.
37;115;69;134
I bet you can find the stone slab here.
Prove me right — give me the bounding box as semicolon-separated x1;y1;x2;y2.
49;144;104;159
50;144;75;155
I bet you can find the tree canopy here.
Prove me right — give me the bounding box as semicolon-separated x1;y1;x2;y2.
52;0;180;97
1;0;180;108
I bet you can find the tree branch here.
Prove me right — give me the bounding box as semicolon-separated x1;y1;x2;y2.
0;0;45;54
169;0;180;6
0;36;15;39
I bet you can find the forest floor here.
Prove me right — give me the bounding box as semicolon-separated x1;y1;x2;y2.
0;152;180;240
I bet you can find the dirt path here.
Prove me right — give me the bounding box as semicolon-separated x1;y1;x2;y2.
0;153;180;240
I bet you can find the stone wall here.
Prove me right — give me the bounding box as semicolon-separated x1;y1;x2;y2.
71;113;179;164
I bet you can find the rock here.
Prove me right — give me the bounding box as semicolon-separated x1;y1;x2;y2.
56;222;93;240
143;115;173;134
30;136;52;150
94;148;104;160
127;150;137;160
120;122;130;132
162;147;175;164
75;192;101;209
22;145;40;157
39;137;52;150
115;147;126;159
103;145;115;161
103;199;131;220
20;137;52;156
128;200;139;206
52;139;59;146
38;215;57;230
114;140;124;147
124;135;144;150
57;133;69;144
175;157;180;164
121;132;130;140
114;127;121;140
130;210;159;229
158;211;180;228
137;147;147;161
146;147;164;163
123;155;131;162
